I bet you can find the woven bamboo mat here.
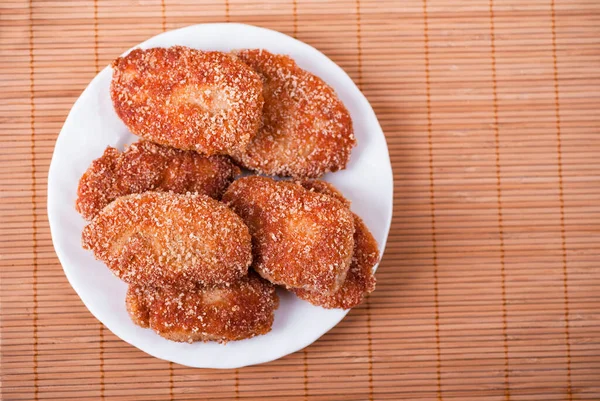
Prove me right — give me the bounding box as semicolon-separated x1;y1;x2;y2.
1;0;599;400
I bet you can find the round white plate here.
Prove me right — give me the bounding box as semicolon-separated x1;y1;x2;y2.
47;23;393;369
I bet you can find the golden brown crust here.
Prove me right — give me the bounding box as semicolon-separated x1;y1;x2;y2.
292;214;378;309
82;192;252;288
232;49;356;178
111;46;264;155
222;176;354;294
294;180;378;308
76;141;240;220
126;287;151;328
126;273;279;343
299;180;351;207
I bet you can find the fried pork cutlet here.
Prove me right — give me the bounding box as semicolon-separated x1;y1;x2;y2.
111;46;264;155
294;180;379;309
222;176;354;294
82;192;252;288
232;49;356;178
126;273;279;343
75;141;240;220
298;179;350;207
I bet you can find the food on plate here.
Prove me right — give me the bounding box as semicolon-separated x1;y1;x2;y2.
292;212;378;309
222;176;355;294
299;179;350;207
75;141;240;220
291;213;377;309
74;44;384;345
126;272;279;343
111;46;264;155
295;180;378;308
232;49;356;178
82;192;252;288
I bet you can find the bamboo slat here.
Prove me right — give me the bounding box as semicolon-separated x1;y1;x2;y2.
1;0;599;400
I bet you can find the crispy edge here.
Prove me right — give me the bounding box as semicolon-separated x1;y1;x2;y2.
293;180;379;309
75;147;120;220
292;214;379;309
82;192;252;288
233;49;356;178
298;179;351;207
223;176;354;294
110;47;264;155
75;141;240;220
125;273;279;343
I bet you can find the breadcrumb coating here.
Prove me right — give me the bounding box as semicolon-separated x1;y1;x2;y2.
232;49;356;178
294;180;378;309
111;46;264;155
222;176;354;294
76;141;240;220
298;179;350;207
126;272;278;343
293;213;378;309
82;192;252;288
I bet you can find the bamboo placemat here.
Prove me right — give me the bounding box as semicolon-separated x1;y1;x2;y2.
1;0;599;400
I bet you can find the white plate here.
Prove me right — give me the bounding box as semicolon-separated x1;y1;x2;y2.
47;23;393;369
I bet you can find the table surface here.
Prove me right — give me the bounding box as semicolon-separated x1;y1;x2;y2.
1;1;599;400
